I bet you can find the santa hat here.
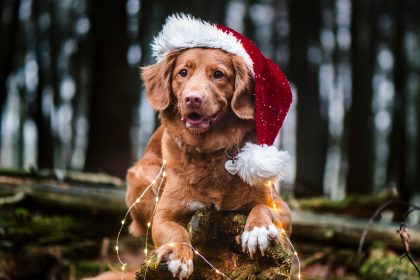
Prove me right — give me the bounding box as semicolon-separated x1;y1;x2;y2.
152;14;292;186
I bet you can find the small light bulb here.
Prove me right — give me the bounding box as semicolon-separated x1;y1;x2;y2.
168;242;175;247
281;228;286;234
163;160;167;164
121;220;125;225
298;273;301;279
163;171;167;177
144;248;148;254
215;269;220;274
294;251;298;256
122;264;126;271
155;197;159;203
136;198;140;203
194;250;199;255
152;180;156;184
115;246;119;251
147;222;151;228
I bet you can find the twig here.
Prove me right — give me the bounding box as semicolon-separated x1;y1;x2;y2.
358;200;420;277
398;223;420;276
358;199;399;255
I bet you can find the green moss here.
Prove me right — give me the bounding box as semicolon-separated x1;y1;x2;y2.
137;253;159;278
0;259;7;279
75;261;109;278
360;244;419;280
257;267;290;280
298;190;394;215
230;264;257;280
1;207;100;246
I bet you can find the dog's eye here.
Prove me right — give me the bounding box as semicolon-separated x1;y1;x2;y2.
213;70;224;79
179;69;188;77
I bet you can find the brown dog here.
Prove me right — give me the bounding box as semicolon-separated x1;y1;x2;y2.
126;47;291;279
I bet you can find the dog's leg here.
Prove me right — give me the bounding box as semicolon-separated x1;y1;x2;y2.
241;197;291;258
126;161;162;236
126;126;164;236
152;196;194;279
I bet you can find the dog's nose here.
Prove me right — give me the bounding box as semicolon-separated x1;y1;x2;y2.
184;93;203;108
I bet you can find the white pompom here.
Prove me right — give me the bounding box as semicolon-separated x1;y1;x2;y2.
236;143;289;186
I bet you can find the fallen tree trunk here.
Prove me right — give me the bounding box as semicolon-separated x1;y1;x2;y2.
294;189;398;218
292;211;420;252
0;168;126;212
1;169;420;253
136;209;292;280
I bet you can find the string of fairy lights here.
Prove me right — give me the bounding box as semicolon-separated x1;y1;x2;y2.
115;160;302;279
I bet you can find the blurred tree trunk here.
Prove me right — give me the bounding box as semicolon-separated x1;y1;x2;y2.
47;1;63;169
271;0;289;70
32;0;54;168
243;0;258;43
0;0;20;139
84;0;139;177
417;0;420;202
346;0;378;195
289;0;328;197
387;0;413;208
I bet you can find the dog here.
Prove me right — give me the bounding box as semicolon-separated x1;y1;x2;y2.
125;47;292;279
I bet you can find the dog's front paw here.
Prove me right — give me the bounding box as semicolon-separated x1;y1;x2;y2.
241;224;278;258
157;243;194;279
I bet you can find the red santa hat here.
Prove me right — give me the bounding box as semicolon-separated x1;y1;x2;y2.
152;14;292;186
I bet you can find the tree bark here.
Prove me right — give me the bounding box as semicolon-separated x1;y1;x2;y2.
0;0;20;142
32;0;54;168
136;209;292;280
346;0;378;195
1;169;419;253
84;0;139;177
296;189;398;218
387;0;410;209
289;0;328;197
292;211;420;253
0;168;125;212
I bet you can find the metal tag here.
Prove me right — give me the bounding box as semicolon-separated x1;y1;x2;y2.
224;159;239;175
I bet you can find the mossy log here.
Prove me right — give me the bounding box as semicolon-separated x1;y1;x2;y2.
292;211;420;253
294;189;397;218
0;169;127;278
0;168;125;212
135;209;292;280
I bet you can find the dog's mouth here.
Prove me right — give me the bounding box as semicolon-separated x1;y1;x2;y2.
181;111;219;130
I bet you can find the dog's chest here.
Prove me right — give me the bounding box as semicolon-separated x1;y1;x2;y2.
176;157;237;209
179;161;231;188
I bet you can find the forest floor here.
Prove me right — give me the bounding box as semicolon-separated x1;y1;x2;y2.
0;169;419;279
1;201;419;279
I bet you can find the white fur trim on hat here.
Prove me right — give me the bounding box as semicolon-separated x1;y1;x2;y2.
236;143;289;186
151;14;254;75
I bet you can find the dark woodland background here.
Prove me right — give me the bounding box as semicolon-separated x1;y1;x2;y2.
2;0;420;201
1;0;420;279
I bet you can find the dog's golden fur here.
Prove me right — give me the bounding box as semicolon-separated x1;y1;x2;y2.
88;48;291;280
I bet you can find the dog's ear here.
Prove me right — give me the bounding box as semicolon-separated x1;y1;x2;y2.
231;56;254;119
141;52;178;111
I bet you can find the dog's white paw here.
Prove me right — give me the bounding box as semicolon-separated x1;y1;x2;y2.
241;224;278;257
167;258;193;279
